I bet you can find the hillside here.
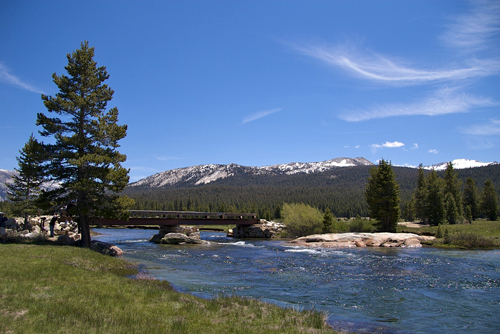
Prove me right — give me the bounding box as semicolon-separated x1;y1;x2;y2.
124;162;500;219
0;169;16;201
2;157;499;219
129;157;373;189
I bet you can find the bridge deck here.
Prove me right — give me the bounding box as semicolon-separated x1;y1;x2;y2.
92;210;260;226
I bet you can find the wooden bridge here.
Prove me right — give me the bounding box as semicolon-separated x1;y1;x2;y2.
92;210;260;227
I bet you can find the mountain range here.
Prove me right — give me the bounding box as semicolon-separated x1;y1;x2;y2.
0;169;59;201
130;157;373;188
1;158;498;200
129;157;498;189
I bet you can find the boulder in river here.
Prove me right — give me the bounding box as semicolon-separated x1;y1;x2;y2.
290;232;435;248
160;232;206;245
150;226;206;244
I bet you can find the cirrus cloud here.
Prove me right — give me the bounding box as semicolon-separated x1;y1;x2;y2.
0;63;45;94
339;87;497;122
460;119;500;136
242;108;282;124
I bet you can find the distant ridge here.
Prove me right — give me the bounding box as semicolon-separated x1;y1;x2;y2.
130;157;373;188
1;158;498;199
0;169;59;201
423;159;498;171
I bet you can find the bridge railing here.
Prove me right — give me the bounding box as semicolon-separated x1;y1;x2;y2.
92;210;260;226
128;210;257;220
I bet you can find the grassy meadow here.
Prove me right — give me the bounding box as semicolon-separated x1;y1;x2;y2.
0;243;336;334
398;220;500;249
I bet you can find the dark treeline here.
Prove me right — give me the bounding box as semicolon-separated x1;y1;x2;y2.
123;165;500;220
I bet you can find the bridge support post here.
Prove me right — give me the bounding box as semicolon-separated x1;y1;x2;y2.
150;225;202;244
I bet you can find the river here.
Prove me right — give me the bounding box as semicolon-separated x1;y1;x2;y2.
93;228;500;333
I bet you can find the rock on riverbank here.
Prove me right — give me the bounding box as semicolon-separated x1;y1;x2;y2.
290;232;435;248
1;216;124;256
227;220;285;238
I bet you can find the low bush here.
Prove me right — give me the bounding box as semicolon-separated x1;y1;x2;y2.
443;231;498;249
282;203;323;237
332;220;348;233
348;219;374;232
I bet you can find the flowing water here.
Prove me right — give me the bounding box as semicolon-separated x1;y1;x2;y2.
93;229;500;333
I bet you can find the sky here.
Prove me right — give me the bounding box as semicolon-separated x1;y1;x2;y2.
1;0;499;182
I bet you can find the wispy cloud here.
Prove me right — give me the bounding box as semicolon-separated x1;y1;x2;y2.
460;119;500;136
242;108;281;124
296;45;499;85
293;0;500;122
441;0;500;53
428;149;439;154
0;63;45;94
340;87;497;121
412;143;419;150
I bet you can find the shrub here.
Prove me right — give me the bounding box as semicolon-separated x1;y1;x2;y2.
444;231;497;249
436;226;443;238
332;220;348;233
348;218;374;232
282;203;323;237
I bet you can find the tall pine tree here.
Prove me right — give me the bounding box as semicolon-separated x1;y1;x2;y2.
365;159;400;232
414;164;428;223
322;207;334;233
36;41;133;247
481;180;499;221
7;134;45;224
463;177;480;220
426;170;445;226
443;162;462;223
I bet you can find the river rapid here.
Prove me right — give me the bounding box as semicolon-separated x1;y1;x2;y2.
93;229;500;333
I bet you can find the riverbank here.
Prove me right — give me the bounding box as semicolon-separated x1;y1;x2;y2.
398;220;500;249
0;243;336;334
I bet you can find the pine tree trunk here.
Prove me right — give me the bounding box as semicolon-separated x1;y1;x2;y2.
79;215;92;248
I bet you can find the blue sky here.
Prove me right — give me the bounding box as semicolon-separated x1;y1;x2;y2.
1;0;499;182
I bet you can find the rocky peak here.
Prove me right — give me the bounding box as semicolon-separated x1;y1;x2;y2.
129;157;374;188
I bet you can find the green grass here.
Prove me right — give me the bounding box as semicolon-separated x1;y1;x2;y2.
398;220;500;249
0;244;336;334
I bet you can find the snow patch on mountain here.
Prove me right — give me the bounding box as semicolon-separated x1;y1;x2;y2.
0;169;60;201
132;164;238;188
130;157;373;188
260;157;371;175
424;159;498;171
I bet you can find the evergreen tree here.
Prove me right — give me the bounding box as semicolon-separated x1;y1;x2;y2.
401;197;415;222
444;227;450;244
322;207;334;233
444;192;459;224
365;159;400;232
436;225;443;238
426;170;445;226
274;204;282;220
463;177;480;220
480;180;499;221
464;205;473;224
443;162;463;223
7;134;45;223
414;164;428;223
36;41;132;247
